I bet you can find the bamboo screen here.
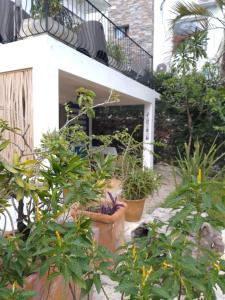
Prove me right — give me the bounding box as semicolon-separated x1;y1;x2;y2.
0;69;33;162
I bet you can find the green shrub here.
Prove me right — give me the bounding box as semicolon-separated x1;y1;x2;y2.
114;173;225;299
177;141;225;184
122;168;161;200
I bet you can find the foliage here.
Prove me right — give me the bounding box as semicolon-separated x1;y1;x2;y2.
172;30;208;74
99;192;124;215
154;66;225;162
172;0;225;67
107;42;127;64
113;164;225;299
122;168;161;200
177;141;225;184
31;0;63;18
90;153;116;181
0;88;120;298
93;105;144;145
113;126;144;179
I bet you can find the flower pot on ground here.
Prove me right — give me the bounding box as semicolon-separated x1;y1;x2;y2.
71;193;127;252
121;198;145;222
25;271;92;300
121;168;161;222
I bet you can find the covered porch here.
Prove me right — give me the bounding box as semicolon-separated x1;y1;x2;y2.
58;70;156;168
0;34;158;168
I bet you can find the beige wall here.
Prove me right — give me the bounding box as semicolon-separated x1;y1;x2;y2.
0;69;33;161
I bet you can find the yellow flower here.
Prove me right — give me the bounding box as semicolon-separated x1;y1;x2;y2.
12;282;17;293
36;206;42;221
141;265;153;286
132;244;137;263
55;230;62;247
213;262;220;272
141;265;146;281
197;169;202;185
162;260;171;269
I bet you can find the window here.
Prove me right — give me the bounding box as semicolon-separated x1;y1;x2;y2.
114;25;129;39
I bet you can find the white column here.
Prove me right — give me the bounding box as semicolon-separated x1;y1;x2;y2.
32;65;59;147
143;101;155;169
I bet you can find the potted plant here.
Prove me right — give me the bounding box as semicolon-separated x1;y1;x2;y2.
107;41;128;71
121;168;161;222
71;192;127;252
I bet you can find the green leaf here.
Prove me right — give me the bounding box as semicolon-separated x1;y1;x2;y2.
151;286;171;298
93;274;101;294
3;162;18;174
0;140;10;151
20;159;38;166
16;188;24;201
39;261;50;277
170;204;194;225
64;191;74;205
15;176;24;188
80;279;93;300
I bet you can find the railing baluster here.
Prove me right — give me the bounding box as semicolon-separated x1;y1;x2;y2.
5;0;153;88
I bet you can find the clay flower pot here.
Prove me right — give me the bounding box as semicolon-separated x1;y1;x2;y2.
24;271;92;300
71;203;127;252
121;198;145;222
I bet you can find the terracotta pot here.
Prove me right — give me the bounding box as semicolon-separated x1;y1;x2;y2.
121;198;145;222
71;203;127;252
24;271;92;300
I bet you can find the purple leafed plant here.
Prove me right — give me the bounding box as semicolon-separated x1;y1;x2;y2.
100;192;124;215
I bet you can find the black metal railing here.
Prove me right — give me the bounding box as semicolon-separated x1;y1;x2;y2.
0;0;153;87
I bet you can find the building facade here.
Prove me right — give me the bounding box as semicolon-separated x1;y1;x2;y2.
108;0;154;55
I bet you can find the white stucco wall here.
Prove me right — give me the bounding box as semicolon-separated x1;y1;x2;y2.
154;0;224;71
0;34;158;148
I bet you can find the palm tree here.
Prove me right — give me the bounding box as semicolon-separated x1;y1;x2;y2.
172;0;225;65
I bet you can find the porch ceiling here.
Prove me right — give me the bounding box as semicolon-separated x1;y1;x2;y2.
59;70;146;106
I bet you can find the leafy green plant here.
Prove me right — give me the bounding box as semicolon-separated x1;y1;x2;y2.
154;67;225;160
172;0;225;66
122;168;161;200
0;88;121;298
31;0;62;18
114;169;225;299
172;30;208;74
177;140;225;184
107;41;127;64
88;192;124;215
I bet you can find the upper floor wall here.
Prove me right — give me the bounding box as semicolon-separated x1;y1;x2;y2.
0;0;153;88
107;0;154;55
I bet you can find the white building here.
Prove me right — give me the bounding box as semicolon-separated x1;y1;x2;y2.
154;0;224;71
0;0;158;169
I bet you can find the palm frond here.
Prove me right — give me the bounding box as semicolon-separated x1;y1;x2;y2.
215;0;225;10
172;1;214;26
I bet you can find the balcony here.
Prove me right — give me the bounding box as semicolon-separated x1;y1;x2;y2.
0;0;153;88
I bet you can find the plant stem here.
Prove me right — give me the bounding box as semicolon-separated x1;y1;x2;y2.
60;90;117;130
101;285;110;300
